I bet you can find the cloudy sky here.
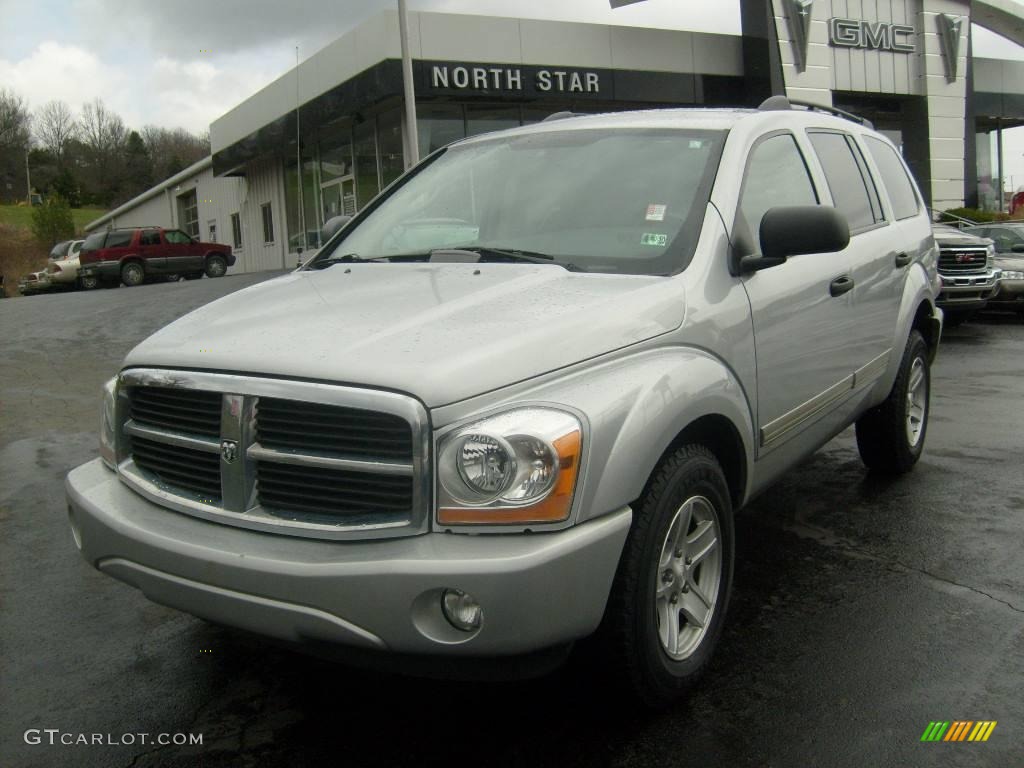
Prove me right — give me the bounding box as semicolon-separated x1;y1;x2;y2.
1;0;1023;186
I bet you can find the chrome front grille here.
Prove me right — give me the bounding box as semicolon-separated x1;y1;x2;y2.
131;386;222;437
114;369;430;540
938;247;988;274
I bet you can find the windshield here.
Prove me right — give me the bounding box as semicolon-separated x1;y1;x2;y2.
310;127;725;275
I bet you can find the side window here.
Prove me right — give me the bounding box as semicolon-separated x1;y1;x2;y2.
807;131;884;233
105;231;133;248
140;230;161;246
864;136;921;221
738;133;819;241
165;230;192;245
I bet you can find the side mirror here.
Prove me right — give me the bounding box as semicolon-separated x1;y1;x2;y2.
322;215;352;242
1012;244;1024;254
741;206;850;273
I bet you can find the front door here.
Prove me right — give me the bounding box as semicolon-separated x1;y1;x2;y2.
735;132;858;454
164;229;202;273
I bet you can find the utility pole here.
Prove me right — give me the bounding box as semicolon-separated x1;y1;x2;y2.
25;150;32;204
398;0;419;167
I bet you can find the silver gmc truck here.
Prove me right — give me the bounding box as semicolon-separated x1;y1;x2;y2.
66;98;942;706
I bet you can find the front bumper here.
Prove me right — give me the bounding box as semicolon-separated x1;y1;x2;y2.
937;269;1001;310
987;277;1024;309
66;458;630;660
18;277;52;294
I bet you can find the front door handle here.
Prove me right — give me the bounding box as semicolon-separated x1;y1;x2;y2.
894;252;912;267
829;275;855;297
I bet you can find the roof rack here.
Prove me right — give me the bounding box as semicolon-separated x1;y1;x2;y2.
757;96;874;130
542;111;580;122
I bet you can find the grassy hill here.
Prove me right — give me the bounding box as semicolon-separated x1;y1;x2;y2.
0;205;108;297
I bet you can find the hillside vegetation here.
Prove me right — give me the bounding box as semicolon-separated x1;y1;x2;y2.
0;205;107;296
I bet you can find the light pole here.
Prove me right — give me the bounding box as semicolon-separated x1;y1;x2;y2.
398;0;419;167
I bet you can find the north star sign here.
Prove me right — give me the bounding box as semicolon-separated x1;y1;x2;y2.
828;18;915;53
429;64;601;94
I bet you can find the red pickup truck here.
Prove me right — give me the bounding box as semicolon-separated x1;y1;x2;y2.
78;227;235;288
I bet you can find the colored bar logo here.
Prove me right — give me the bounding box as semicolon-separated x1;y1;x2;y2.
921;721;997;742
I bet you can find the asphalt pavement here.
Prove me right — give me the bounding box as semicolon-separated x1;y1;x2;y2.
1;275;1021;767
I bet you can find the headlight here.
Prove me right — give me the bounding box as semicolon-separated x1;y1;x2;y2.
437;408;582;525
1001;270;1024;281
987;244;995;268
99;376;118;469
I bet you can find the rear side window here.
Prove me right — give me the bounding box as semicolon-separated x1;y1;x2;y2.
807;131;884;233
105;231;133;248
738;133;819;241
864;136;921;221
140;229;161;246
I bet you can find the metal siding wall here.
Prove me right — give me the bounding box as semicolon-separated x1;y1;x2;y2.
235;157;288;274
106;194;171;230
829;0;922;95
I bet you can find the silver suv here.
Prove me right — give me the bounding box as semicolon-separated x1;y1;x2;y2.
66;98;942;706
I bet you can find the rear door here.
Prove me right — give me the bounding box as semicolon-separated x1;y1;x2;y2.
805;130;903;384
164;229;200;273
137;229;166;273
736;131;858;453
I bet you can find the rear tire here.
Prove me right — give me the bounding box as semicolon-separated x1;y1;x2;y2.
855;330;930;475
599;445;734;708
204;254;227;278
120;262;144;287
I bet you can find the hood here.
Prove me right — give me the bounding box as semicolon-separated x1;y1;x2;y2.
124;263;686;407
932;226;991;248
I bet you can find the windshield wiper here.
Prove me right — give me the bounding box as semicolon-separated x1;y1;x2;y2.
460;246;555;263
309;253;388;269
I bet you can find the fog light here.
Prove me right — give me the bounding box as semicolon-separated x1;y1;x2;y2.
441;589;482;632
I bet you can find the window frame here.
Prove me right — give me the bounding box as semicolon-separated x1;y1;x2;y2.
261;202;275;245
231;212;242;250
806;129;888;236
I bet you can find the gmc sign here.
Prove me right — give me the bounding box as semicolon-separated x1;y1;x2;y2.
828;18;915;53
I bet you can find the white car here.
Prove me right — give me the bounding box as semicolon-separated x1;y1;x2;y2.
47;239;90;289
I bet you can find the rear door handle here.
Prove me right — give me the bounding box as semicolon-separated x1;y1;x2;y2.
895;252;912;267
829;275;855;297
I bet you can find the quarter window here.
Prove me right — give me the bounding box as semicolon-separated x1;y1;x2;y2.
738;133;818;242
863;136;920;221
808;131;885;232
105;231;132;248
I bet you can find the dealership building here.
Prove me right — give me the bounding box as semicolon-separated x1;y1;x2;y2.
87;0;1024;274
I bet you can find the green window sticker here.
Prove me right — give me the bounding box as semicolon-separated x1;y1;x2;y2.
640;233;668;247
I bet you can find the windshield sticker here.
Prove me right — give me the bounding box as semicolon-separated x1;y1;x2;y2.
645;204;667;222
640;233;668;247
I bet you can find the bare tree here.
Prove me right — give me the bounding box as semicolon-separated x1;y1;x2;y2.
0;88;32;203
141;124;210;178
79;98;128;205
33;100;78;166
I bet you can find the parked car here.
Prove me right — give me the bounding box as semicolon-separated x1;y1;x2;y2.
18;269;53;296
963;222;1024;316
47;239;88;289
78;227;235;287
66;99;942;706
931;223;999;325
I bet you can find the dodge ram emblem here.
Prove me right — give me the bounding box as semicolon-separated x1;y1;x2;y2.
220;440;239;463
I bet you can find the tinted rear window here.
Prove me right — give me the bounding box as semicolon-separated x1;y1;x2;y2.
104;231;133;248
807;131;884;233
864;136;920;221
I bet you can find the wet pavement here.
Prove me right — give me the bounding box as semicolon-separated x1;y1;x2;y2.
1;276;1021;767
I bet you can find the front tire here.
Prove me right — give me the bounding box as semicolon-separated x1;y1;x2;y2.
600;445;734;707
205;254;227;278
120;262;145;287
78;274;99;290
855;330;930;474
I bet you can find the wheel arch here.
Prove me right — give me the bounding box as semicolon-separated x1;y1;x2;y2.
651;414;747;511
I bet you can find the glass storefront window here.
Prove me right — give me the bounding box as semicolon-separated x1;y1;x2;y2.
285;143;322;253
378;109;405;189
320;129;353;183
354;119;379;209
465;105;521;139
417;103;465;157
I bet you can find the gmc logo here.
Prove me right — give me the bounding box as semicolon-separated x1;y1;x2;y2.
828;18;915;53
955;253;979;263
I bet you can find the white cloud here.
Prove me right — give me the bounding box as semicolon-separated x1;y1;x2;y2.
0;41;129;114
